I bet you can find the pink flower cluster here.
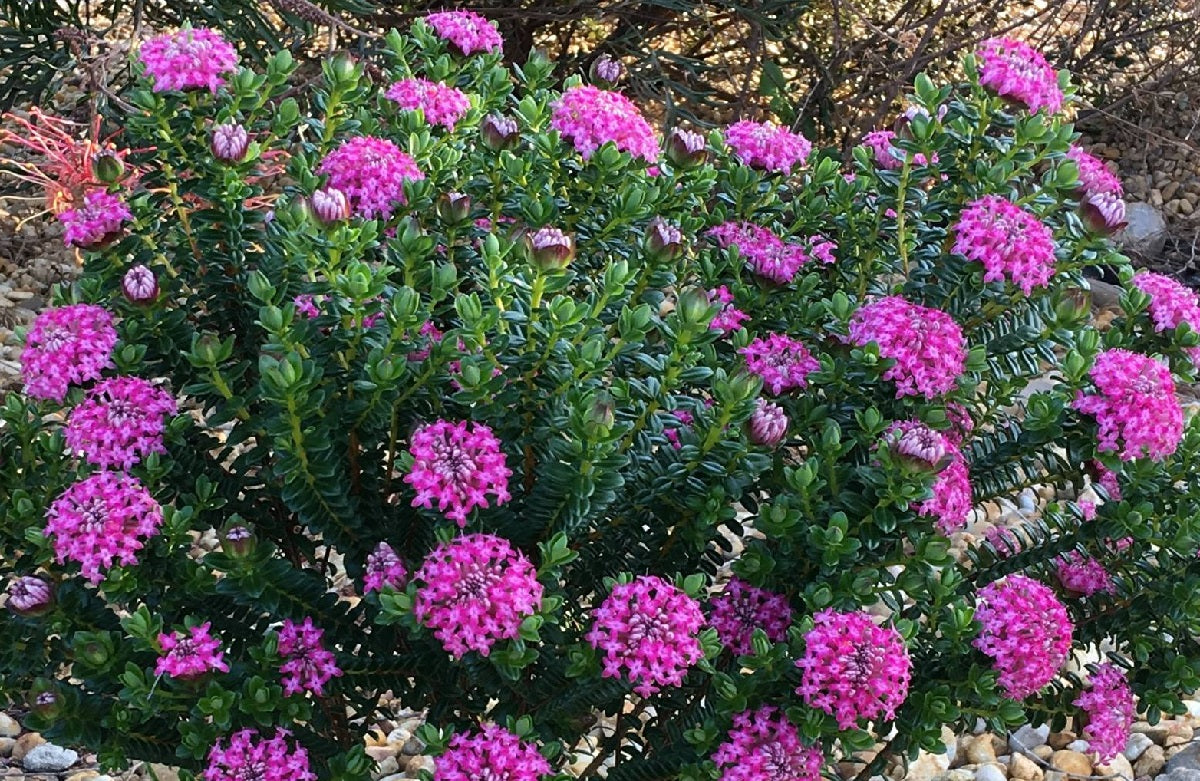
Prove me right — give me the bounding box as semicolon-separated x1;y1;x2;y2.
663;408;694;450
1073;664;1134;763
386;78;471;130
795;609;912;729
709;286;750;333
423;10;503;56
885;420;972;534
711;706;824;781
953;195;1057;295
59;191;131;249
863;130;935;170
1057;552;1115;597
21;304;117;401
709;577;792;655
587;575;705;696
973;575;1073;700
363;541;407;593
739;333;820;395
976;37;1063;115
1067;146;1123;199
413;534;543;659
139;28;238;93
551;85;660;163
434;724;551;781
156;622;229;679
1131;272;1200;363
46;472;163;584
64;377;177;469
984;526;1022;558
277;617;342;696
1072;349;1183;461
317;136;424;220
403;419;512;526
203;728;315;781
849;296;966;399
708;222;835;284
724;120;812;174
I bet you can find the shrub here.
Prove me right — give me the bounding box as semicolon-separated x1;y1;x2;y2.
4;16;1200;781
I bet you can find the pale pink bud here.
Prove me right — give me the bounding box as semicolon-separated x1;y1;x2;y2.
1082;191;1127;234
211;123;249;163
6;576;53;617
310;188;351;224
481;114;519;151
748;399;788;447
645;217;683;260
666;127;708;169
122;265;158;303
590;54;625;87
527;226;574;270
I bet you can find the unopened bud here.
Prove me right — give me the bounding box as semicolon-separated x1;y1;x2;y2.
29;681;61;720
677;286;712;325
310;188;351;224
526;226;574;271
1081;191;1127;235
437;192;472;225
645;217;683;261
884;421;949;471
91;151;126;184
211;123;249;163
330;53;358;83
586;393;616;438
665;128;708;169
481;114;519;151
589;54;625;87
220;522;256;558
6;576;53;618
748;399;788;447
122;265;158;304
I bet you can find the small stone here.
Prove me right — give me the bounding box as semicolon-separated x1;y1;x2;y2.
1096;755;1133;779
1010;752;1043;781
364;745;399;762
1116;203;1168;259
1125;733;1154;762
147;764;181;781
1048;732;1077;751
931;770;973;781
404;754;434;775
66;772;101;781
968;736;998;765
11;732;45;761
1048;750;1092;777
1033;746;1054;761
378;775;406;781
1011;726;1051;753
1064;741;1090;754
1184;701;1200;722
385;727;411;747
1166;742;1200;773
906;752;952;781
0;714;19;738
1167;735;1192;748
1162;771;1200;781
1163;181;1181;202
22;743;79;772
373;755;398;777
1133;720;1194;744
977;764;1008;781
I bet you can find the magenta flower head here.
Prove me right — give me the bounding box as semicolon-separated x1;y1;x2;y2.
848;296;966;399
404;419;512;526
795;609;912;729
748;399;789;448
919;447;973;536
739;332;820;395
211;123;249;163
954;195;1057;295
309;188;351;224
724;120;812;175
482;113;520;151
156;622;230;679
666;127;709;169
123;265;158;304
551;85;660;163
317;136;424;220
976;37;1064;115
1057;551;1116;597
46;472;164;585
1131;271;1200;345
711;705;824;781
434;724;552;781
363;541;407;594
863;130;903;171
20;303;117;402
1074;664;1134;763
59;191;132;249
386;78;471;131
1065;146;1126;232
139;27;238;93
1072;349;1183;462
708;221;833;285
64;376;177;470
413;533;543;659
203;728;315;781
423;10;503;56
526;226;575;271
973;575;1073;700
589;53;625;87
709;286;750;334
277;617;342;696
586;575;705;697
6;575;54;618
709;578;792;655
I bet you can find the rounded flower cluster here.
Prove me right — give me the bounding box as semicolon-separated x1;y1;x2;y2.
277;617;342;697
1073;664;1135;763
550;85;660;163
709;578;792;655
739;333;820;395
423;10;503;56
203;728;315;781
1057;552;1116;597
403;419;512;526
863;130;935;170
711;706;824;781
434;724;551;781
1072;349;1183;461
21;304;118;402
156;622;229;679
317;136;424;220
848;296;966;399
1067;145;1123;198
953;195;1057;295
139;28;238;93
724;120;812;174
920;448;973;536
46;472;164;584
586;575;705;697
64;376;177;470
709;286;750;333
413;534;543;659
1132;272;1200;363
59;191;132;249
795;609;912;729
709;222;835;284
973;575;1073;700
386;78;471;130
976;37;1063;115
363;541;407;594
